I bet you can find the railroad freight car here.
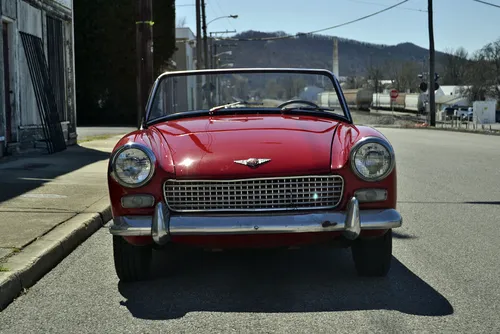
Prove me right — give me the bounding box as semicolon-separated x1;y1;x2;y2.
372;93;392;109
404;94;420;112
318;89;373;110
371;92;425;113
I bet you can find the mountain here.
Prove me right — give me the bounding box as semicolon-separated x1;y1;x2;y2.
216;31;448;78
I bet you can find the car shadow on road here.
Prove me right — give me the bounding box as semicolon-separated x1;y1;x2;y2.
399;201;500;205
0;145;110;205
392;231;418;239
117;247;453;320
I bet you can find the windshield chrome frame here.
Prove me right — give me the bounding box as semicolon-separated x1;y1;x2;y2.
143;68;353;126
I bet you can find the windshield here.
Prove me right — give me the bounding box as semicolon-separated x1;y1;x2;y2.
146;69;350;122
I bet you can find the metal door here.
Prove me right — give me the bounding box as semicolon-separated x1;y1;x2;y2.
2;22;12;142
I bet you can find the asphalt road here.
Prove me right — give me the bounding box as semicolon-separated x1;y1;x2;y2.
1;128;500;333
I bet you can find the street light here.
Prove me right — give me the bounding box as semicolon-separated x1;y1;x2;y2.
213;51;232;69
215;51;232;57
207;15;238;26
204;15;238;69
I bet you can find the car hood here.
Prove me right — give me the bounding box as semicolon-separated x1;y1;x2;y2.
153;114;341;178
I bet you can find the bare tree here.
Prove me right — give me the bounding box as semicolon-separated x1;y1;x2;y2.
441;47;469;85
344;76;367;89
462;38;500;102
176;17;187;27
366;60;384;94
481;39;500;100
391;61;419;93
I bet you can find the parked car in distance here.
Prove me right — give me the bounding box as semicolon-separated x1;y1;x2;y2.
107;68;403;282
462;110;473;122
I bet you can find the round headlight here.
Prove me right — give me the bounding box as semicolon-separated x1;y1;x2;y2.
350;137;395;182
111;143;156;188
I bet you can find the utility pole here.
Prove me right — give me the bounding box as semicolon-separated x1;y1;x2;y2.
210;30;236;68
195;0;202;70
332;37;339;78
428;0;436;126
201;0;208;69
136;0;154;129
195;0;202;109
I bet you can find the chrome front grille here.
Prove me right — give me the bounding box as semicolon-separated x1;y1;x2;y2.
163;175;344;212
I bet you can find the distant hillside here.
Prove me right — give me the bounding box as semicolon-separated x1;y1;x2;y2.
218;31;448;78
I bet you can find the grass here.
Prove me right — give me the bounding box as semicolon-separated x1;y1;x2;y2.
0;265;8;272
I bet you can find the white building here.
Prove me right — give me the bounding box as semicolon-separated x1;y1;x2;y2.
1;0;76;157
434;85;470;109
170;27;198;111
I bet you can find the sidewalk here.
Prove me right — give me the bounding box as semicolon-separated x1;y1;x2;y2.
368;122;500;136
0;134;124;310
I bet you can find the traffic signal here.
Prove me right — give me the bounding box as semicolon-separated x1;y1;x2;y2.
418;73;440;92
419;82;428;92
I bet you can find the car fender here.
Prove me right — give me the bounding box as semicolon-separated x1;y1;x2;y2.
330;124;397;210
107;128;175;218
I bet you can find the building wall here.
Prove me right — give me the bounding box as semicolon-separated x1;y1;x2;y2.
185;42;196;110
0;13;4;148
2;0;17;17
172;37;198;111
18;0;42;127
0;0;18;154
173;40;188;70
0;0;76;156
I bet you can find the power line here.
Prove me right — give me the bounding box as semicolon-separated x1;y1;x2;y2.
307;0;410;34
211;0;237;30
346;0;427;12
220;0;410;41
472;0;500;8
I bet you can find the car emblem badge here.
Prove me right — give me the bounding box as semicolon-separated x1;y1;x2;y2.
234;158;271;168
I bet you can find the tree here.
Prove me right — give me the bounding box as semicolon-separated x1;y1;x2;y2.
153;1;177;76
74;0;176;126
176;17;187;27
481;39;500;100
391;61;419;93
441;47;469;85
366;61;384;94
462;38;500;102
344;76;367;89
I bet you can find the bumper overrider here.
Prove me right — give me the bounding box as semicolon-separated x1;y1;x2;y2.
109;197;402;245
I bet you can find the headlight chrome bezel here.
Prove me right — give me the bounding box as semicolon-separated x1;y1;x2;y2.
110;142;157;188
349;136;395;182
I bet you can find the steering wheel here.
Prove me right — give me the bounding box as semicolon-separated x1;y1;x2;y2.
277;99;320;109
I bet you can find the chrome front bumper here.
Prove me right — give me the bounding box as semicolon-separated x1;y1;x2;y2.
109;197;402;245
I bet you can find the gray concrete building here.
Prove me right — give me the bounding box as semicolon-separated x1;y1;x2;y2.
1;0;76;157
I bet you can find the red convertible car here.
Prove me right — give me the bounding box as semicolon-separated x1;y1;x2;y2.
108;68;402;282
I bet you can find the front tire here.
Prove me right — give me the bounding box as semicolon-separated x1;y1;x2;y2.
113;236;152;282
351;229;392;277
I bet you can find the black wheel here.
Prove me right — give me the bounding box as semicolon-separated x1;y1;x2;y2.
113;236;152;282
351;229;392;277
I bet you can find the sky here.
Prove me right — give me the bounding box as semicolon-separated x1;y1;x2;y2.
175;0;500;54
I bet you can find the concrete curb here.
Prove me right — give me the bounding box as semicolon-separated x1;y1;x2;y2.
0;206;112;311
